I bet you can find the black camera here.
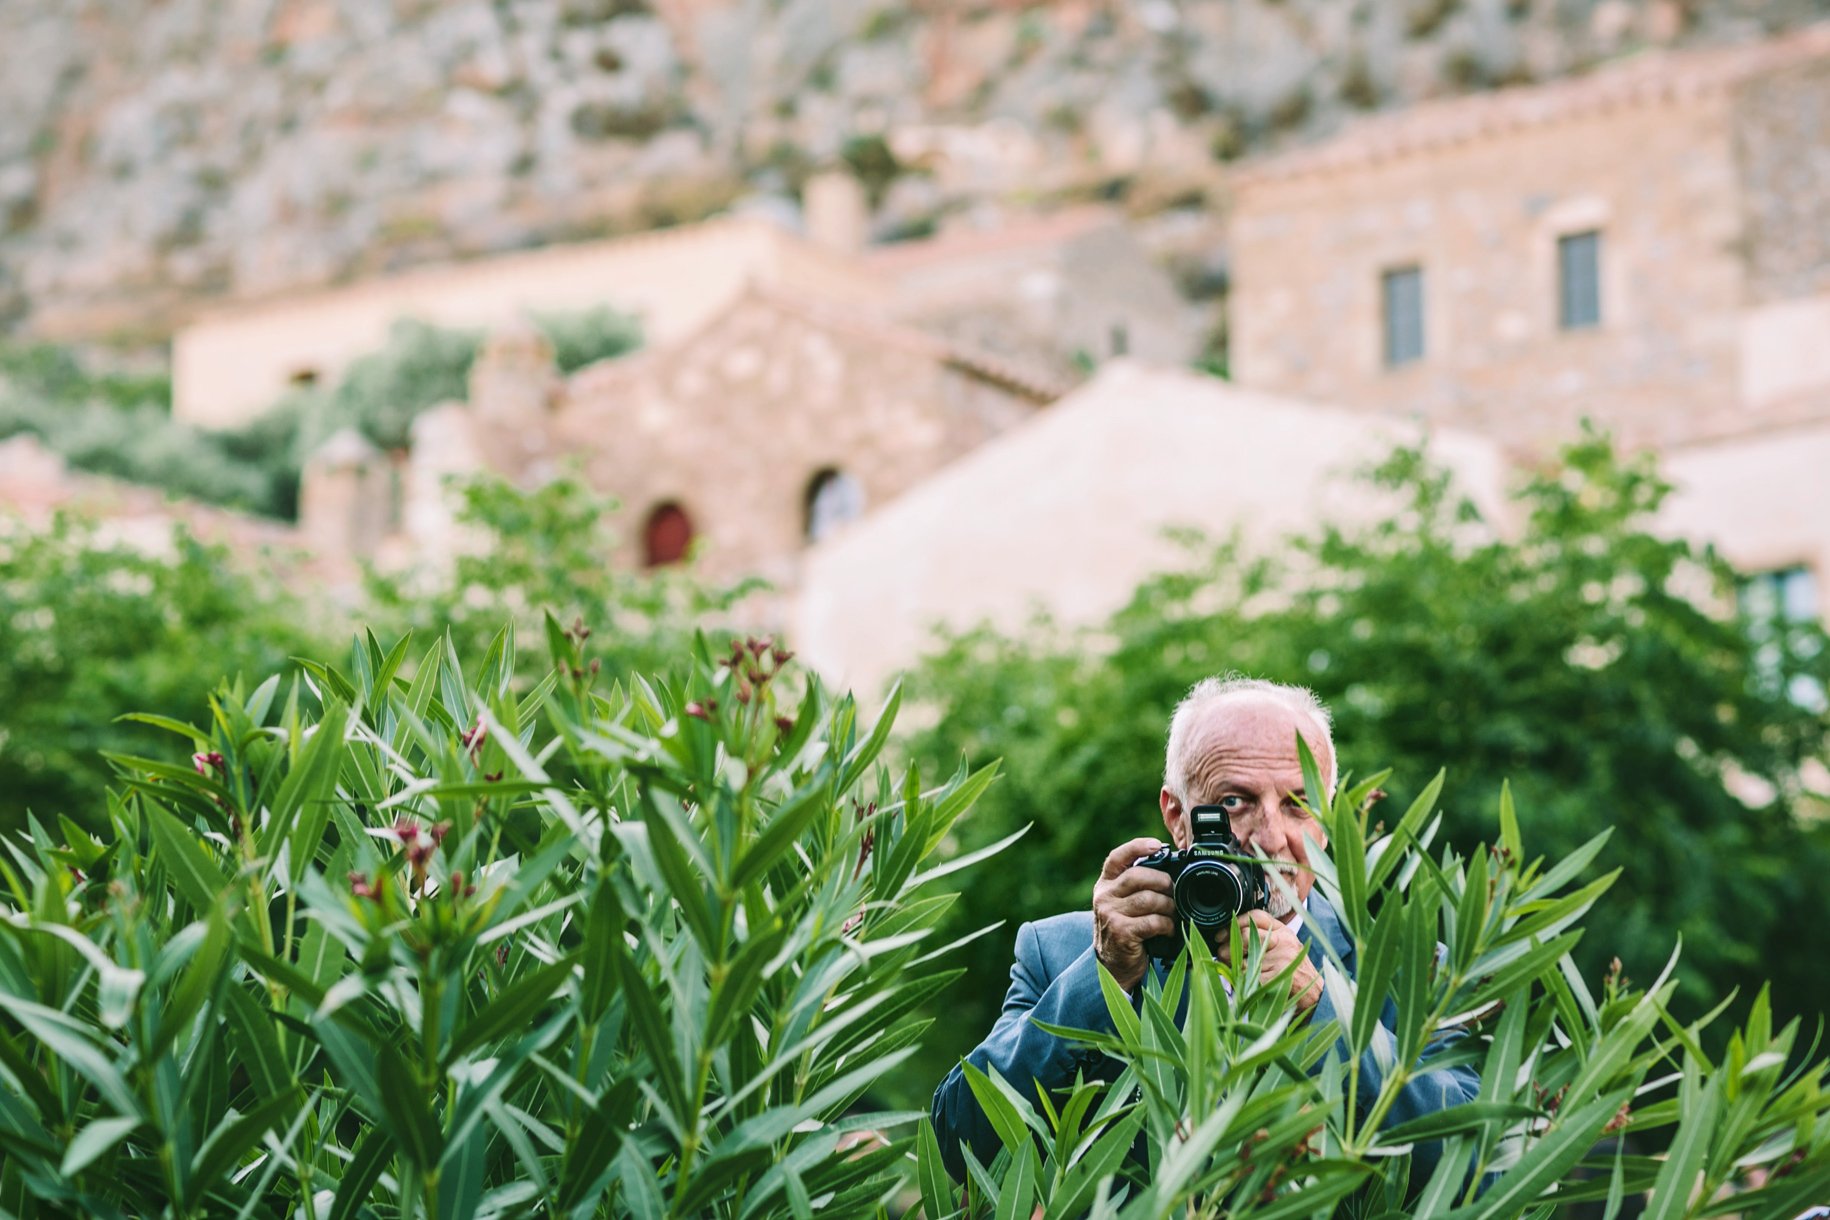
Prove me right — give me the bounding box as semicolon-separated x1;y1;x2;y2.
1135;805;1269;959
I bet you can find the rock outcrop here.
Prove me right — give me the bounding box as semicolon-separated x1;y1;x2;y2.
3;0;1823;338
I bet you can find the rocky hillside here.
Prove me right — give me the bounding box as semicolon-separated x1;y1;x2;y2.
3;0;1825;340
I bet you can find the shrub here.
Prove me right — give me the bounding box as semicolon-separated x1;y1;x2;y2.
531;306;643;376
0;515;322;836
912;765;1830;1218
0;625;997;1216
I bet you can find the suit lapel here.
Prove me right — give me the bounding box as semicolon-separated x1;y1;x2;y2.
1299;892;1356;979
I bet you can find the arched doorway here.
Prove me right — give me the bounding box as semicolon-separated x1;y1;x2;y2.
804;468;865;543
643;501;695;567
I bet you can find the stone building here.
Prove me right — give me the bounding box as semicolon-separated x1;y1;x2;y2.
173;216;878;428
298;288;1065;587
551;289;1063;584
862;207;1205;385
1227;25;1830;454
173;197;1198;431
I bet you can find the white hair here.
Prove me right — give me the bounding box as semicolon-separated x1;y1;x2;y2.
1163;675;1338;804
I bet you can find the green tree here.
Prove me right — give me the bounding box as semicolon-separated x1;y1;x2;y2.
0;309;641;522
0;515;324;835
905;437;1830;1092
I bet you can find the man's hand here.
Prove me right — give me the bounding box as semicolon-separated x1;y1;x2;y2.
1092;839;1176;992
1216;910;1324;1014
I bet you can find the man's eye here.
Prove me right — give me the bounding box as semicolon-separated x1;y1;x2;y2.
1218;795;1246;811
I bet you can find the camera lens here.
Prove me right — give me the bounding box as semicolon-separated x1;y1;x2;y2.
1176;861;1245;927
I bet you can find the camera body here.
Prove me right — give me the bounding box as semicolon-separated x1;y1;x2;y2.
1135;805;1269;959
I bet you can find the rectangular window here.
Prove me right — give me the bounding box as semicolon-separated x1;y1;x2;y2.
1739;565;1825;710
1739;565;1819;624
1558;230;1602;330
1382;266;1425;367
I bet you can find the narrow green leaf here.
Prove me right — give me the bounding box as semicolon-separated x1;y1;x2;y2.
730;774;833;892
187;1089;300;1207
612;950;691;1123
961;1061;1034;1156
375;1047;443;1169
443;958;573;1066
1378;1101;1537;1147
115;713;206;741
60;1115;141;1177
1370;770;1445;892
1643;1059;1720;1220
1446;1088;1632;1220
146;803;229;912
328;1125;393;1220
991;1143;1035;1220
278;700;352;882
222;985;294;1102
1498;780;1523;863
0;995;139;1117
916;1119;957;1219
617;1141;665;1220
839;680;901;792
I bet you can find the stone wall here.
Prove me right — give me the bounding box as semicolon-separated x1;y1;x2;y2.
1735;59;1830;305
1229;92;1752;451
550;293;1050;582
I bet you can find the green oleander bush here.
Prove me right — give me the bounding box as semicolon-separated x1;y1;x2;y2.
0;625;1000;1217
910;765;1830;1219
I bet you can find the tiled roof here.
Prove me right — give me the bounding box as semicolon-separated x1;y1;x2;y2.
1234;23;1830;187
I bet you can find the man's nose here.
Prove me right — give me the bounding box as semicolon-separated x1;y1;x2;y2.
1241;804;1289;853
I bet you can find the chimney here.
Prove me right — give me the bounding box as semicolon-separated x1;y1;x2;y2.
299;427;388;558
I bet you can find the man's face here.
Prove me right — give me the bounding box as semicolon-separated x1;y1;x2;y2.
1159;696;1333;921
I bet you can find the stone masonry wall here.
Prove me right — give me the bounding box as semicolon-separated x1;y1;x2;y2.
1229;96;1749;451
552;295;1041;582
1735;60;1830;305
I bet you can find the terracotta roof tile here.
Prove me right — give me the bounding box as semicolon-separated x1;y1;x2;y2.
1234;23;1830;187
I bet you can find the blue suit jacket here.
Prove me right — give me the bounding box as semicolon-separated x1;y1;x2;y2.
930;893;1481;1186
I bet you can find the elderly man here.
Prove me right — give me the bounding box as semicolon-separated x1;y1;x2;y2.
930;676;1481;1185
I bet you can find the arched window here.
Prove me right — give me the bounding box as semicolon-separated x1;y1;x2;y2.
643;501;695;567
804;469;865;543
